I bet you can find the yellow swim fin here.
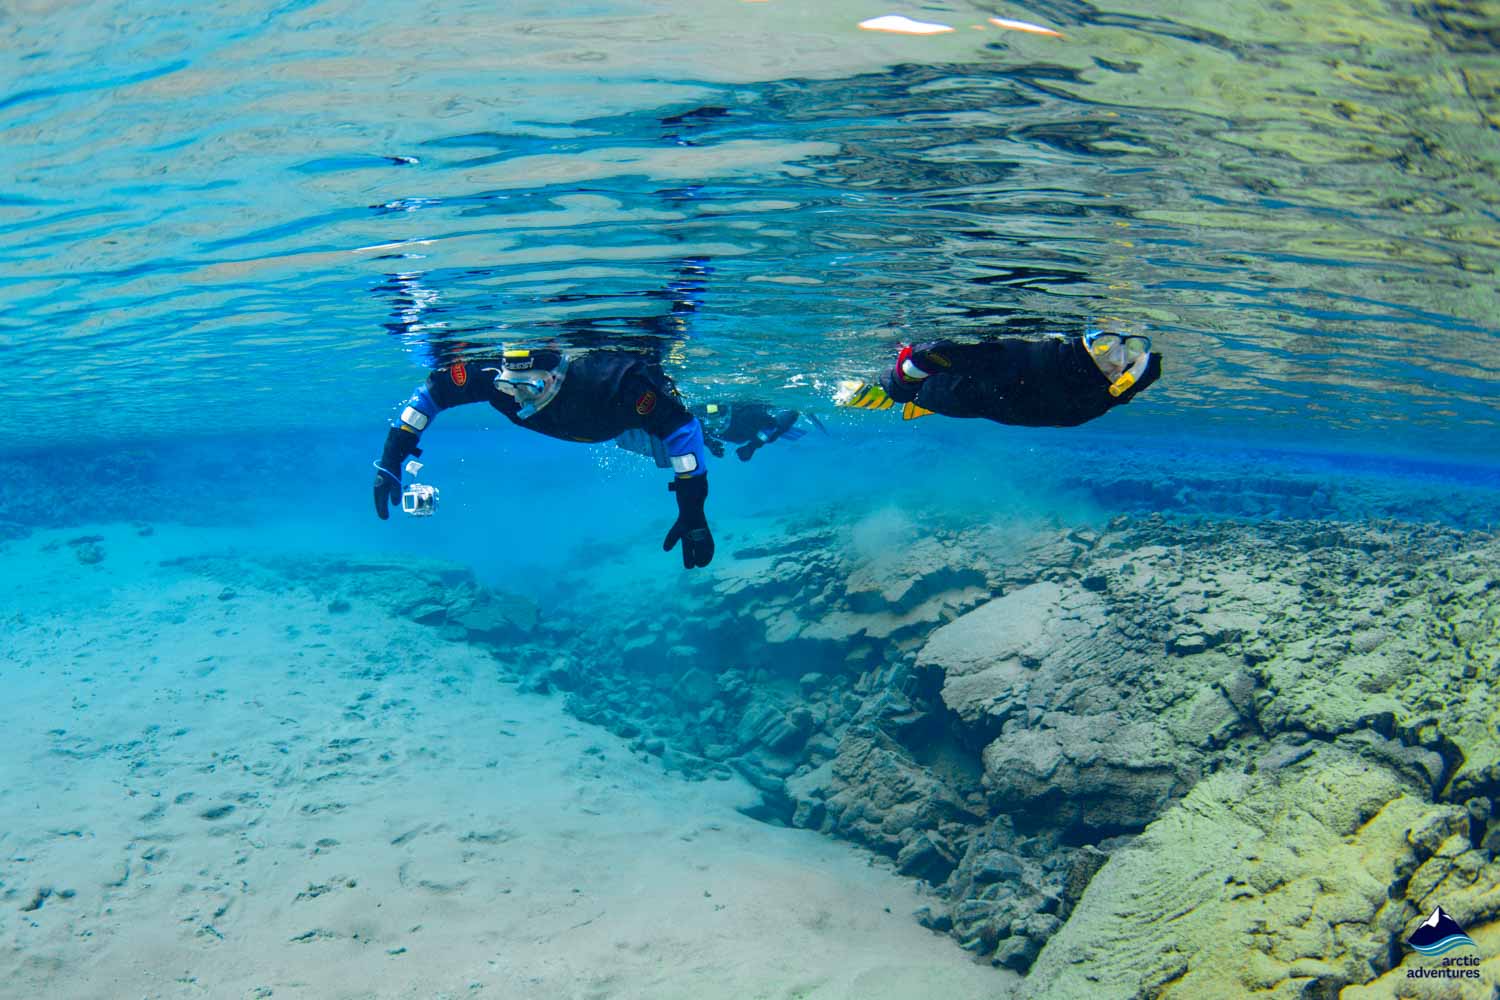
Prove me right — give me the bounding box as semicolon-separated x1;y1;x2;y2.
901;402;936;420
834;380;894;411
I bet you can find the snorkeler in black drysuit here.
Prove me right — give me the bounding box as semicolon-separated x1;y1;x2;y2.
693;401;817;462
372;348;715;569
850;328;1162;427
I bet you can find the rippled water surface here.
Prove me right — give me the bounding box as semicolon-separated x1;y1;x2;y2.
3;0;1498;459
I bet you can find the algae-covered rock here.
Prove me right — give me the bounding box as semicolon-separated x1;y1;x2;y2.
1397;825;1500;947
918;576;1228;832
842;536;986;614
1020;748;1461;999
917;581;1099;728
980;713;1186;832
1342;920;1500;999
1249;533;1500;800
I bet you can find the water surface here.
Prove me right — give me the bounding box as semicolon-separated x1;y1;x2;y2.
2;0;1496;462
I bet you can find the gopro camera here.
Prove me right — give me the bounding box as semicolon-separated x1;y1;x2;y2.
400;459;439;517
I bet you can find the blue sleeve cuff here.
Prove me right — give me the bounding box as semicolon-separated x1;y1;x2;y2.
393;386;438;432
661;417;708;477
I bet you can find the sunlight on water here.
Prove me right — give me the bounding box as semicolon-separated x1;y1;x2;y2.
1;0;1496;458
3;5;1500;998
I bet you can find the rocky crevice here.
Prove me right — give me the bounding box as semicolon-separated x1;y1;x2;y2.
204;508;1500;991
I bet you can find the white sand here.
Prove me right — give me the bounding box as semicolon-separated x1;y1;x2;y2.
0;523;1013;999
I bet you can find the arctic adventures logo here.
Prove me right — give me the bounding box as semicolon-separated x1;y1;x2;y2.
1405;906;1480;981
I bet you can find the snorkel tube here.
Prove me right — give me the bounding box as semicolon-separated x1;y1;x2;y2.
1085;325;1151;398
1108;350;1151;397
484;350;570;419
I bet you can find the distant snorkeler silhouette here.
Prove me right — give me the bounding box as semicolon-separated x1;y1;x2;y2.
838;327;1162;426
373;347;715;570
692;401;824;462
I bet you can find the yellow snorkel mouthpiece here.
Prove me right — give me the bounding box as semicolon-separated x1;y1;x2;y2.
1108;351;1150;397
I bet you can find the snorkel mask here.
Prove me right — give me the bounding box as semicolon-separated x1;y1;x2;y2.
484;348;568;419
1084;326;1152;398
700;402;730;433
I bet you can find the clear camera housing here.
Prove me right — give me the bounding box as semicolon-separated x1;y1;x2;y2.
401;483;439;516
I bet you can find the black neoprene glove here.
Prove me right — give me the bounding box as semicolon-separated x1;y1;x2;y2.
735;441;758;462
879;345;925;404
373;426;421;521
663;475;714;569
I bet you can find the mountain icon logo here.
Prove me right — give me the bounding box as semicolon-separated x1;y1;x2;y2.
1406;906;1477;956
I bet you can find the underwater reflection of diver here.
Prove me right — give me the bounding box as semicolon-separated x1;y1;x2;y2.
372;348;715;569
659;105;732;147
373;270;485;370
524;254;712;357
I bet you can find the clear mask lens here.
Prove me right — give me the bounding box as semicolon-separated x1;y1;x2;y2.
1089;332;1150;361
498;374;546;398
484;353;568;418
487;358;567;418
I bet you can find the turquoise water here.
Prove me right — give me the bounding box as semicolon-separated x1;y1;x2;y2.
3;3;1500;998
4;0;1498;457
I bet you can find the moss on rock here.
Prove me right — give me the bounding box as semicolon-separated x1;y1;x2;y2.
1020;748;1460;999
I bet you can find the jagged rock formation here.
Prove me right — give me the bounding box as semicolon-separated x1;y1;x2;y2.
1020;745;1499;998
209;506;1499;991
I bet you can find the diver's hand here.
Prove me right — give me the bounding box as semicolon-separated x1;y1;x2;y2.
706;438;725;459
373;426;420;521
663;475;714;569
373;466;401;520
735;441;758;462
879;344;931;404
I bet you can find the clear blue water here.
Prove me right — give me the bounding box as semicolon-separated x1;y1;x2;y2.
3;0;1497;462
2;3;1499;997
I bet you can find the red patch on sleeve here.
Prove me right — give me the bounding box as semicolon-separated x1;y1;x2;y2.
635;390;657;416
450;362;467;387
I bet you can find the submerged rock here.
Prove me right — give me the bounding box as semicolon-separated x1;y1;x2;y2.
203;504;1500;985
980;714;1185;833
918;581;1094;729
842;537;987;615
67;534;106;564
788;728;981;857
447;593;537;638
484;514;1498;977
674;667;718;707
1019;747;1467;999
896;830;960;884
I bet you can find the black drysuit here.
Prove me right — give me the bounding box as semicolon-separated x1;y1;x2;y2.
881;337;1162;427
372;349;714;568
416;351;696;443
